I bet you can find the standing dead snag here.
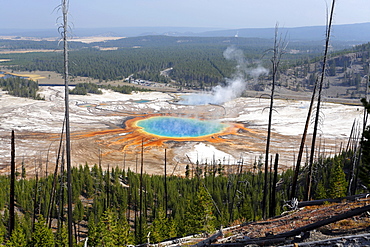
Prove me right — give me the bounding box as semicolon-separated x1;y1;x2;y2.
290;69;319;200
164;149;168;217
262;24;286;219
9;130;15;236
139;138;144;242
60;0;74;245
305;0;336;201
269;153;279;217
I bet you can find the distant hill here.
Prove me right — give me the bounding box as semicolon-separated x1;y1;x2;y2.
0;27;222;39
0;28;60;38
89;35;355;54
197;23;370;42
1;22;370;43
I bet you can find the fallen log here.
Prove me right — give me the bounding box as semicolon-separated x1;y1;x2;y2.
297;193;369;207
192;230;223;247
279;233;370;247
274;203;370;239
211;204;370;246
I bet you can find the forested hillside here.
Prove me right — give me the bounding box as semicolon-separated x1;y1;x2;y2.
0;150;367;246
1;37;370;96
279;41;370;99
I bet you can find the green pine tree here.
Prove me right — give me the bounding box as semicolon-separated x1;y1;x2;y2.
31;215;55;247
149;209;177;243
6;225;27;247
88;209;133;247
55;225;68;247
183;186;216;235
0;219;6;245
315;180;327;200
328;157;348;199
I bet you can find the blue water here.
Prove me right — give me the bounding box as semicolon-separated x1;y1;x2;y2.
136;116;227;138
134;100;151;103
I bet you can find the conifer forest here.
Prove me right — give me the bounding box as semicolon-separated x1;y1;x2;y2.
0;150;367;246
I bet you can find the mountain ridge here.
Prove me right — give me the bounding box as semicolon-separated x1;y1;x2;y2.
1;22;369;42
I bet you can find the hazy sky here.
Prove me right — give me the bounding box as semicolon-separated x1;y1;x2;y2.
1;0;369;30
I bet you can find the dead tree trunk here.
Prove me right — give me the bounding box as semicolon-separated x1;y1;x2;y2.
32;164;39;232
164;149;168;217
61;0;73;245
57;149;65;232
269;154;279;217
47;118;65;227
305;0;336;201
9;130;15;236
352;75;370;195
106;163;110;210
290;78;318;200
263;24;286;219
139;139;144;241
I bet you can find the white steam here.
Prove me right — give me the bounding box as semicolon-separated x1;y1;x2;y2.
180;46;268;105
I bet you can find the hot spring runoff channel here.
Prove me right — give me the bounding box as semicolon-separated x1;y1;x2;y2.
136;116;228;138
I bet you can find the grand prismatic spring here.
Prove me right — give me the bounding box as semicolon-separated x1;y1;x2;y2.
136;116;228;138
77;114;244;149
0;87;362;176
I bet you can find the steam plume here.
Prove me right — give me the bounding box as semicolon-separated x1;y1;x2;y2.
181;46;268;105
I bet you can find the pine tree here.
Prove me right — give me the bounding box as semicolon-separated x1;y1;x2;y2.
55;225;68;247
73;198;84;239
0;219;6;245
88;209;133;246
149;209;177;243
315;180;327;200
328;157;348;199
183;186;216;235
5;226;27;247
31;215;55;247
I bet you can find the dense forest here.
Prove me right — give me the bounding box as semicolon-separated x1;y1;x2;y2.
2;46;238;88
0;77;151;98
1;37;370;94
0;36;351;86
0;149;366;246
0;39;86;51
0;77;44;100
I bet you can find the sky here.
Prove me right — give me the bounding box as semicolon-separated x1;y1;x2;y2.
0;0;369;30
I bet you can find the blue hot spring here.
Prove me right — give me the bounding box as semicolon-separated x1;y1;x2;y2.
136;116;227;138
